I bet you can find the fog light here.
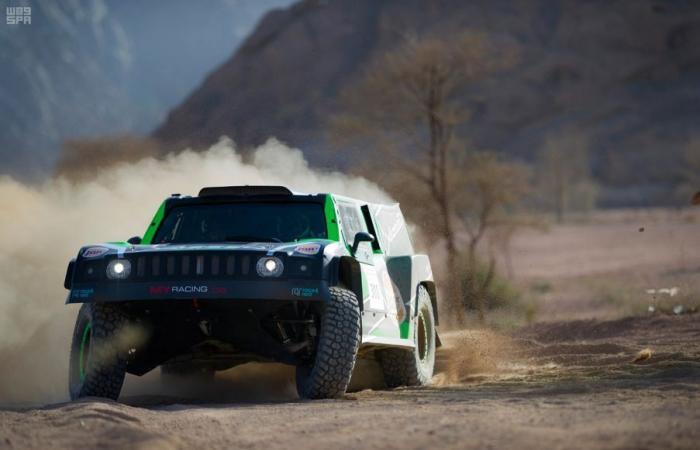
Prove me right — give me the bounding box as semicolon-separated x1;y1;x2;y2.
256;257;283;277
106;259;131;280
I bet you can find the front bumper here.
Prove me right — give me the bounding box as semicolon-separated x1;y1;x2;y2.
67;279;331;303
67;245;328;304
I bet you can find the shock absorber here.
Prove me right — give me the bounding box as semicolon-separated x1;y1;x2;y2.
273;316;291;344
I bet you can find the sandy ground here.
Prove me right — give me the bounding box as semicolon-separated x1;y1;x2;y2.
508;209;700;281
1;208;699;449
1;314;698;450
504;208;700;320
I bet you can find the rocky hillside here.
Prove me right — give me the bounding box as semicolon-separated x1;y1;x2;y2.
154;0;700;206
0;0;290;179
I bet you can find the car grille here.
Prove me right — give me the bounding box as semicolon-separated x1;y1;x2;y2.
74;251;318;282
137;252;253;280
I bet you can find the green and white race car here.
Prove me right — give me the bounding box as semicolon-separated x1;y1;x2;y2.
64;185;438;400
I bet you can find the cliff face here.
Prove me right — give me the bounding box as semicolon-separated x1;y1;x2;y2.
154;0;700;206
1;1;130;178
0;0;290;179
154;0;385;161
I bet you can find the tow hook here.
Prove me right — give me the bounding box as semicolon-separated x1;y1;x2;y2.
199;320;212;336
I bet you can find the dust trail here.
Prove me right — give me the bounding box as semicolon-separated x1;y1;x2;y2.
0;137;392;406
120;363;299;405
433;330;526;385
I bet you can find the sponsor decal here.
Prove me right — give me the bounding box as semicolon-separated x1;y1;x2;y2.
361;265;384;310
82;246;109;258
211;287;227;295
381;270;398;315
294;243;321;255
149;285;211;295
149;286;170;295
71;288;94;299
291;287;319;298
172;285;208;294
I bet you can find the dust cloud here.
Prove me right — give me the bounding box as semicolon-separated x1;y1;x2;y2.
0;137;392;406
121;363;299;405
433;330;525;386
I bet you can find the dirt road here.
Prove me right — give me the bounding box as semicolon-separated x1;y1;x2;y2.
2;314;698;450
2;209;699;449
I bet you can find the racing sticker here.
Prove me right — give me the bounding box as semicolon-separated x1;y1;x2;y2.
82;246;109;258
149;285;228;295
291;287;319;298
361;265;384;311
294;243;321;255
71;288;94;299
380;270;398;316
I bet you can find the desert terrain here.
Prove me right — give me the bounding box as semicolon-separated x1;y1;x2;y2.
1;208;699;450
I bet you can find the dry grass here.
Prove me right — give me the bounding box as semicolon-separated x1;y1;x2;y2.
499;208;700;321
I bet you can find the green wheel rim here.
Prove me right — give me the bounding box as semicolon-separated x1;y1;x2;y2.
79;322;92;381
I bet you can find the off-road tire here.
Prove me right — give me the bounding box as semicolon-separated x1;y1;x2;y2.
295;287;361;399
378;285;436;387
69;303;128;401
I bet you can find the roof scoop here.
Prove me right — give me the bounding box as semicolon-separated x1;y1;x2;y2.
198;185;293;197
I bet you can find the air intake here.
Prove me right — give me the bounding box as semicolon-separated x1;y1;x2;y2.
198;185;293;197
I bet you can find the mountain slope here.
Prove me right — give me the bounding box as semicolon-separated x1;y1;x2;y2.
0;0;291;179
154;0;700;206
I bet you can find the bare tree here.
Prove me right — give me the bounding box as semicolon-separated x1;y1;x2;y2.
536;130;598;222
332;33;516;324
452;151;530;320
678;139;700;205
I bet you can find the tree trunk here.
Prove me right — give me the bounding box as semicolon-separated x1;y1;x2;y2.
555;165;565;223
465;237;483;322
440;198;464;327
556;185;565;223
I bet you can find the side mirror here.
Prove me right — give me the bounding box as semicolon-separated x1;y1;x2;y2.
127;236;142;245
351;231;374;254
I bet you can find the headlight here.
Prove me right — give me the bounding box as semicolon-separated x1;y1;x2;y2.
106;259;131;280
256;256;283;277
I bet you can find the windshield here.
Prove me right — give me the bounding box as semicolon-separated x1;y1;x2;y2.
153;202;327;244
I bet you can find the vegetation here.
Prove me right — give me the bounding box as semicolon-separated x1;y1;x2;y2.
534;129;598;222
333;33;531;324
677;139;700;205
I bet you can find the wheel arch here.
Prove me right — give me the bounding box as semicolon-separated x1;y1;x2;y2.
418;280;439;326
334;256;364;311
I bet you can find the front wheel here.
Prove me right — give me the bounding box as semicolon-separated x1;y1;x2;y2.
295;287;361;399
68;303;128;401
378;285;436;387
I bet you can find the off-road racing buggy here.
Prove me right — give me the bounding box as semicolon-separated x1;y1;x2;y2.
65;186;438;400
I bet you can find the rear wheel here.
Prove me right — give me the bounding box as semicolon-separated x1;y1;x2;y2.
378;285;436;387
295;287;361;399
69;303;128;400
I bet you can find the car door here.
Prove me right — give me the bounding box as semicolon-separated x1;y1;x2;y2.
359;204;404;340
335;200;387;336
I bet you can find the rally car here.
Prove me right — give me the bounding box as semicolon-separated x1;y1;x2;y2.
64;185;438;400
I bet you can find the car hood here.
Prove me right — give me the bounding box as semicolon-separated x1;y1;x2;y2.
76;240;333;259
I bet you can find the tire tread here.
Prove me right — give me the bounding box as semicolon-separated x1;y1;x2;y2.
296;287;361;399
69;303;128;400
